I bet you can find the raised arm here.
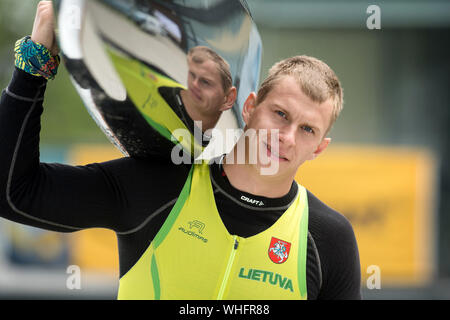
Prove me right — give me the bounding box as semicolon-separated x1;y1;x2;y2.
0;1;193;235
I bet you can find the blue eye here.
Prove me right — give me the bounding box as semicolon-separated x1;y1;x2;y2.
302;125;314;134
276;110;287;119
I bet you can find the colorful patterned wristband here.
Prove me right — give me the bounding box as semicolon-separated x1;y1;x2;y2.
14;36;60;80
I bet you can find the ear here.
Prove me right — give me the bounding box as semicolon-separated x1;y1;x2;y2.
308;137;331;160
219;86;237;111
241;92;257;125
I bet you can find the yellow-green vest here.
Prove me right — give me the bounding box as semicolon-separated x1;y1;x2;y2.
117;162;309;300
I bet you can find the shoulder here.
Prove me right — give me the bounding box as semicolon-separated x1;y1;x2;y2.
306;190;356;246
97;156;192;176
306;190;362;300
91;156;192;206
94;156;192;231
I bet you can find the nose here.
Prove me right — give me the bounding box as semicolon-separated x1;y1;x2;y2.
189;77;197;89
188;72;198;88
278;125;296;148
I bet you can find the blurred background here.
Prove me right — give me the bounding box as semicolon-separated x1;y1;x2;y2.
0;0;449;299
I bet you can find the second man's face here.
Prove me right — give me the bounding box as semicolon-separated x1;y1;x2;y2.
186;58;228;116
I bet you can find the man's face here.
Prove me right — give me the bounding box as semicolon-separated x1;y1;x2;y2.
242;75;334;180
186;58;229;115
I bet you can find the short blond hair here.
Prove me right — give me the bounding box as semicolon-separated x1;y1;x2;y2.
256;55;343;135
187;46;232;93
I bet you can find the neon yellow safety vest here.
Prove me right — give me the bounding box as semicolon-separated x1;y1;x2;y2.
117;163;309;300
107;47;204;158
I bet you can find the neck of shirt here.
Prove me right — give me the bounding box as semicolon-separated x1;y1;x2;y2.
210;155;298;211
208;156;299;237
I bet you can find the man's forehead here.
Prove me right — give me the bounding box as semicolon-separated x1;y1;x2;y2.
265;77;334;128
188;54;217;67
264;76;305;102
188;59;222;81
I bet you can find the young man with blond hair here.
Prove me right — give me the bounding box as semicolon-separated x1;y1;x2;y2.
0;1;361;299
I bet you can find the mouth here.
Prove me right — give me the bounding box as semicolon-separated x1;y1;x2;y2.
264;142;288;162
190;89;202;102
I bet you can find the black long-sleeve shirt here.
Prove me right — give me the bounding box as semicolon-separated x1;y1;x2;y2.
0;68;362;299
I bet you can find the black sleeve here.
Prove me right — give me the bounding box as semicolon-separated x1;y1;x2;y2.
307;191;362;300
0;68;190;233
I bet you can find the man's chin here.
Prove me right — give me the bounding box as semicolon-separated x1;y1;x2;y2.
255;157;283;176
